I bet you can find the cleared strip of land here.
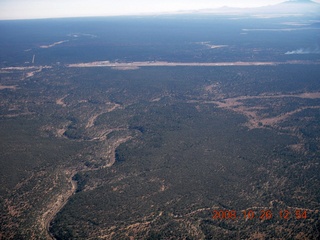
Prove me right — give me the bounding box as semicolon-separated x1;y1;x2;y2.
67;60;320;68
39;40;69;49
0;85;17;90
1;66;52;71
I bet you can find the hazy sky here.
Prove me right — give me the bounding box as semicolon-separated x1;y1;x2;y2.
0;0;319;20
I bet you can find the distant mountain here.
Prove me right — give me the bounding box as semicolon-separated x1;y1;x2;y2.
279;0;318;7
266;0;320;15
257;0;320;15
189;0;320;16
287;0;313;2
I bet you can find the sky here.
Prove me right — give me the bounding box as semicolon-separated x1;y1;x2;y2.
0;0;319;20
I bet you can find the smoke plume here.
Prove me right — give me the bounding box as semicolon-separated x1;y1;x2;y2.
285;47;320;54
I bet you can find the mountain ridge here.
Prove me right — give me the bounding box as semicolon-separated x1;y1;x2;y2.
187;0;320;16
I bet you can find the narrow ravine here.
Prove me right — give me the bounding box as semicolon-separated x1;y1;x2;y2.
43;136;133;239
42;174;77;240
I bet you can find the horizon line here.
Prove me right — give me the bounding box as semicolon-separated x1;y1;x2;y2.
0;0;319;21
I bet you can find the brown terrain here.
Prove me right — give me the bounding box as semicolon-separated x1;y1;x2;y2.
209;92;320;129
1;62;319;239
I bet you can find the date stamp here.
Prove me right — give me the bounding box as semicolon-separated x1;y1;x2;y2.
212;209;308;220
